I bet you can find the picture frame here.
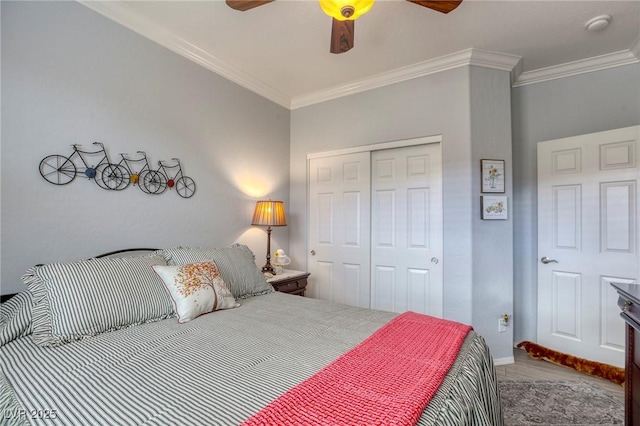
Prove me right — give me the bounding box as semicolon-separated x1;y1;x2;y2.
481;159;505;193
482;196;508;220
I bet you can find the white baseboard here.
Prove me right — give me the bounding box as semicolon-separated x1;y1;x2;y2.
494;356;515;366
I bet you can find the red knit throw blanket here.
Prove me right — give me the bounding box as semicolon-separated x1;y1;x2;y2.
242;311;472;426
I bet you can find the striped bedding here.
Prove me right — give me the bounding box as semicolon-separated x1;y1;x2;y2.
0;292;502;425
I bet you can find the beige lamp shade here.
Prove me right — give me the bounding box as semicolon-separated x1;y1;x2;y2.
252;201;287;227
251;200;287;275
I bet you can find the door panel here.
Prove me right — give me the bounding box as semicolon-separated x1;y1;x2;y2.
538;125;639;367
600;276;634;351
371;144;443;316
317;193;333;244
553;185;581;250
407;188;429;248
407;268;430;313
343;192;362;246
308;152;371;308
315;261;334;301
373;266;395;312
551;271;581;341
601;181;635;252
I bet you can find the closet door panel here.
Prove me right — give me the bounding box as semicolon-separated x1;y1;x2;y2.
308;141;442;315
308;152;371;308
371;144;443;316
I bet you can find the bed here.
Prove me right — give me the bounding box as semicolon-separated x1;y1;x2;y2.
0;246;503;425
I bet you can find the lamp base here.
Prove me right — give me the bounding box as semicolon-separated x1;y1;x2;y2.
262;226;275;275
261;264;275;275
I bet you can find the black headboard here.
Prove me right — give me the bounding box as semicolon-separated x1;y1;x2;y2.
92;248;159;258
0;294;15;303
0;248;160;304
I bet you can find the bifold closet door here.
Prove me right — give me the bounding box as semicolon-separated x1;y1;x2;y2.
371;144;443;317
308;152;371;308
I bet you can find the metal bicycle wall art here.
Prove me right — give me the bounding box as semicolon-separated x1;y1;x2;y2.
38;142;196;198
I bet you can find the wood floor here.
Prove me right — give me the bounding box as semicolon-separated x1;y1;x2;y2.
497;347;624;399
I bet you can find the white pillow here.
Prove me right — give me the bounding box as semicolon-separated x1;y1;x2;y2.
153;260;239;323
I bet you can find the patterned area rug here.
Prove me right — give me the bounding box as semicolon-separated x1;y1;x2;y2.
499;380;624;425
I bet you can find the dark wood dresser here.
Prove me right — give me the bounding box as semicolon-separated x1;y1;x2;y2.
267;270;310;296
612;282;640;426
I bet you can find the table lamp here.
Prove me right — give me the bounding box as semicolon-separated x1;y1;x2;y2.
251;200;287;274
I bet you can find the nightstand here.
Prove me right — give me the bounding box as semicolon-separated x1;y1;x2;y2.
267;270;310;296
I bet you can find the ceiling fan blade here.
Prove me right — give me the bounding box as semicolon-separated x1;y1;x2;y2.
330;18;354;54
226;0;274;12
407;0;462;14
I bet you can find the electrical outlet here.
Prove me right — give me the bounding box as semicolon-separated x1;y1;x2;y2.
498;318;507;333
502;314;510;325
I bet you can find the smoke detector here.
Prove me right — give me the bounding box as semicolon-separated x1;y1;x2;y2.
585;15;611;31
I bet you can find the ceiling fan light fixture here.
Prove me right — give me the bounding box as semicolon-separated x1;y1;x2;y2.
319;0;375;21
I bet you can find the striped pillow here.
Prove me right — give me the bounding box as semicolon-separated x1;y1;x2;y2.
22;255;175;347
0;291;33;347
158;244;274;299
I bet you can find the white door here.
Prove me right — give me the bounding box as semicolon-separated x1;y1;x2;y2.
308;152;371;308
537;125;639;367
370;144;443;316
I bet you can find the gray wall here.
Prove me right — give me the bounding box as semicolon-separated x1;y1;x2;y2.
511;63;640;344
290;66;516;360
470;66;514;358
1;1;291;294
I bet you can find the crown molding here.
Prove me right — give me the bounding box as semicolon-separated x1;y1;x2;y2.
513;45;640;87
630;34;640;58
82;0;521;110
77;0;292;109
77;1;638;110
291;48;522;109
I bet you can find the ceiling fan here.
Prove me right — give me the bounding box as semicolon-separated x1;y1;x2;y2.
226;0;462;54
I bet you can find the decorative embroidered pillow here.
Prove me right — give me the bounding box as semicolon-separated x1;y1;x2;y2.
157;244;274;299
22;255;175;347
0;291;33;347
153;260;239;323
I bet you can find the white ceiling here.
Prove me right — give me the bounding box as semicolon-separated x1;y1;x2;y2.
81;0;640;109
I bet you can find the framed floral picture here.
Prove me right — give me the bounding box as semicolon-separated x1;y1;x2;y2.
481;196;508;220
481;159;505;193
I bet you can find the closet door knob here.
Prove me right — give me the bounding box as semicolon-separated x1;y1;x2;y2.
431;257;439;264
310;250;316;256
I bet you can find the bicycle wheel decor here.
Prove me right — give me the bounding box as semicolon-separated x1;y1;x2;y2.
38;143;197;199
97;163;129;191
39;155;76;185
176;176;196;199
140;170;168;194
